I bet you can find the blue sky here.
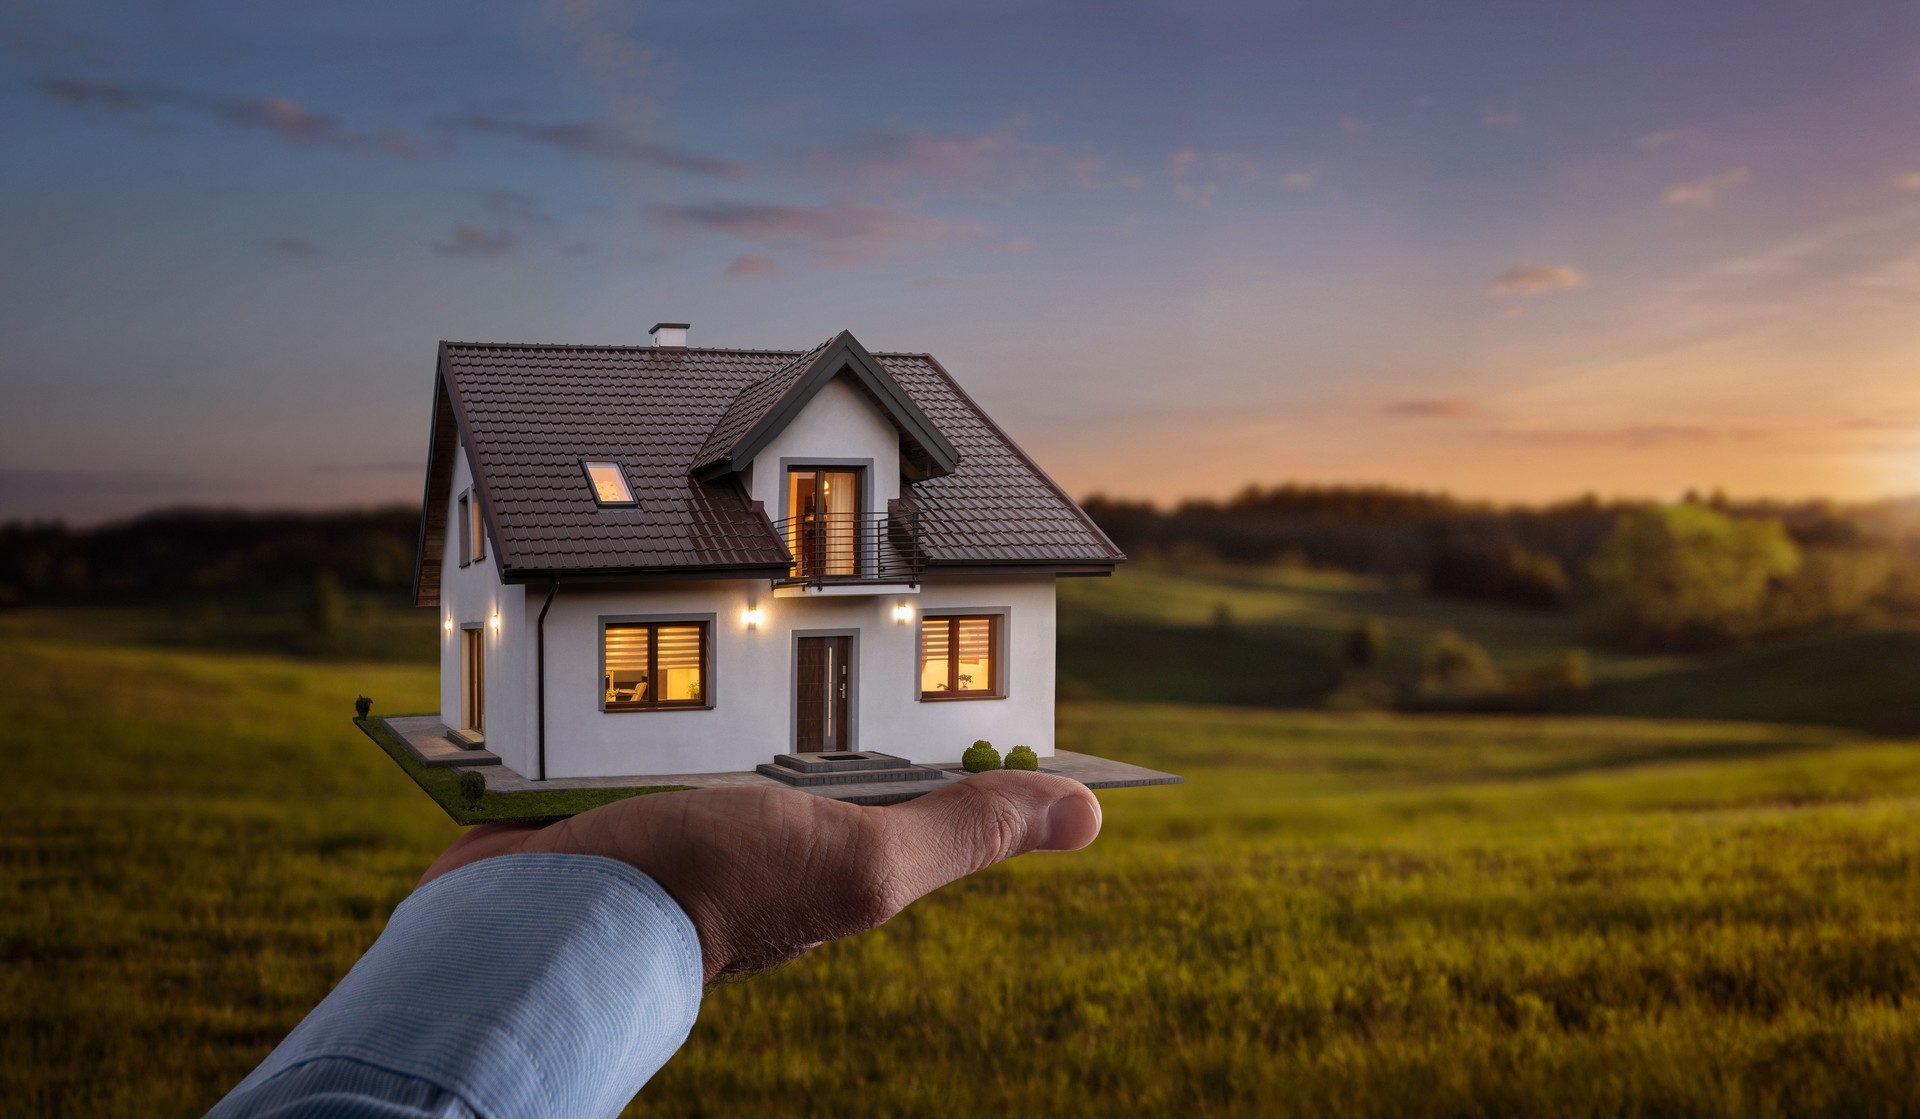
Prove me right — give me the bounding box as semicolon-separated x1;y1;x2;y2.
3;0;1919;522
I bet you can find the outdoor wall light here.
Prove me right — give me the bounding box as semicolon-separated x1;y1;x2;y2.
744;606;764;628
489;612;501;631
443;617;453;634
892;603;914;623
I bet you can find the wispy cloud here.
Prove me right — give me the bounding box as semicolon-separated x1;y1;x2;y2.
1663;166;1749;208
1281;168;1319;190
1168;148;1262;209
791;129;1102;198
36;77;445;161
1894;171;1920;191
432;225;517;257
1489;423;1764;448
1482;110;1524;131
723;255;781;279
264;237;319;257
1382;398;1474;418
1490;263;1586;295
441;114;747;177
649;199;986;265
479;189;557;226
1635;128;1685;150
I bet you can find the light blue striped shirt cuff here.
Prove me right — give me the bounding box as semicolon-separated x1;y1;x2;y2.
208;854;704;1119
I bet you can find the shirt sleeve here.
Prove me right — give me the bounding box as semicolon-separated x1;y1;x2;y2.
207;853;705;1119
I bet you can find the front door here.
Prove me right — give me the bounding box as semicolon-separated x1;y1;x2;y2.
460;627;485;732
796;635;851;752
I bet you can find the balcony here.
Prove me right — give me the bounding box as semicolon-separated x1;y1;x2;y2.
772;509;925;595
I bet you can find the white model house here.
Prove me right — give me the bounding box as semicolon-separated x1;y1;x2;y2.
412;324;1125;782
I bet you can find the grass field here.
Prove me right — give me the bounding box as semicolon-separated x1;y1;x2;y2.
8;631;1920;1116
1060;562;1920;734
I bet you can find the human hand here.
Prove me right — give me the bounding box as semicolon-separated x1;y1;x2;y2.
418;772;1103;983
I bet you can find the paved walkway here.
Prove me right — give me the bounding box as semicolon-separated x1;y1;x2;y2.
380;717;1180;806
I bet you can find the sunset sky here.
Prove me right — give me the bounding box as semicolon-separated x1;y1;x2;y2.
3;1;1919;523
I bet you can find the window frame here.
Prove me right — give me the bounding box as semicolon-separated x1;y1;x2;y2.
598;613;716;713
580;459;641;508
470;489;487;562
456;491;471;568
917;611;1007;701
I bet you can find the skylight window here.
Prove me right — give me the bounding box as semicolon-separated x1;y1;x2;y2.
582;460;638;507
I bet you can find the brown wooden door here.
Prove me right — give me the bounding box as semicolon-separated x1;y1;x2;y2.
796;636;851;752
460;627;485;732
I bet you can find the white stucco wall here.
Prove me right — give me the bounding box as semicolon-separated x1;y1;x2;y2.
436;443;533;775
531;575;1056;779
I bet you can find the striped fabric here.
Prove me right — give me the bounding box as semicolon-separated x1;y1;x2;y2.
207;855;703;1119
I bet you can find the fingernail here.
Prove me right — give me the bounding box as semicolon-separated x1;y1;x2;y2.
1039;793;1102;852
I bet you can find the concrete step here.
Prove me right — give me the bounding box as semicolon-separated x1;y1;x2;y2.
756;761;946;787
772;750;912;774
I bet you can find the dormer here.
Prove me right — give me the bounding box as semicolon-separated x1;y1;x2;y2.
692;330;961;595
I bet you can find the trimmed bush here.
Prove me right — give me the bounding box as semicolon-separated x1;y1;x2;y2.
962;740;1001;773
458;770;486;808
1005;745;1038;771
354;696;372;718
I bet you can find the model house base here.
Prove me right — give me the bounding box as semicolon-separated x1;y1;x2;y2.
362;712;1180;823
397;323;1175;810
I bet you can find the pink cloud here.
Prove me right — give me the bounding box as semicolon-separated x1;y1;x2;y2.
1382;398;1474;418
650;199;986;265
723;255;781;279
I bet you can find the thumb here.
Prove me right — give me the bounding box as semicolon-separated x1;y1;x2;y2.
866;770;1102;902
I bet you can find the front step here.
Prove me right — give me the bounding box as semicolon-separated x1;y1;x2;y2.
773;750;911;775
758;752;945;787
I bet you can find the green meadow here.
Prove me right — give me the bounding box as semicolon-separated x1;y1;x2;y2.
6;568;1920;1115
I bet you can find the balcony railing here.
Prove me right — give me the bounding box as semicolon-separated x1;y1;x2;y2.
774;509;925;588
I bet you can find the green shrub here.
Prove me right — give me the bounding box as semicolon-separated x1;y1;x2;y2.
1005;745;1038;771
458;770;486;808
354;696;372;718
962;741;1001;773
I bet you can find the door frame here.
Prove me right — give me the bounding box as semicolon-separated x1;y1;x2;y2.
778;458;872;578
790;627;859;753
459;623;485;732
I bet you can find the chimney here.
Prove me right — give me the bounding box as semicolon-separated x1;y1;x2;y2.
649;322;689;348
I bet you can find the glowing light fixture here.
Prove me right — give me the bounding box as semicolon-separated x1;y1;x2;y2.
489;612;501;631
744;606;764;628
444;617;453;634
892;603;914;623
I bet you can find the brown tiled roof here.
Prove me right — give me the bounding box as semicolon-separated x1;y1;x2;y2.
419;334;1121;596
691;337;831;473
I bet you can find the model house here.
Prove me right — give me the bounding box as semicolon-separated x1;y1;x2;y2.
411;324;1125;784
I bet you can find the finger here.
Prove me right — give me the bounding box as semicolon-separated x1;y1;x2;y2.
418;822;544;887
862;771;1102;904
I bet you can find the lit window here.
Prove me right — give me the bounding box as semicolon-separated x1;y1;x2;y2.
582;460;638;506
457;492;471;567
470;489;486;561
604;621;709;710
920;615;1000;699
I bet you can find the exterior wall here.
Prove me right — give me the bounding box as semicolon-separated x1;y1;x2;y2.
534;575;1056;779
436;443;533;775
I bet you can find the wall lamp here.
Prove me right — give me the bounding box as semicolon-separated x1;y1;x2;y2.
892;603;914;623
444;617;453;634
744;606;765;629
489;612;501;631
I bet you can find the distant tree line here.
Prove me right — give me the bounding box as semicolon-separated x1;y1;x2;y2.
0;507;420;608
1083;484;1920;651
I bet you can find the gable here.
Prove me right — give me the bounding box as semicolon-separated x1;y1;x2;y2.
691;330;959;484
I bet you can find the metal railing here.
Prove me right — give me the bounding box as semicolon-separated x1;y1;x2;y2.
773;509;925;587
